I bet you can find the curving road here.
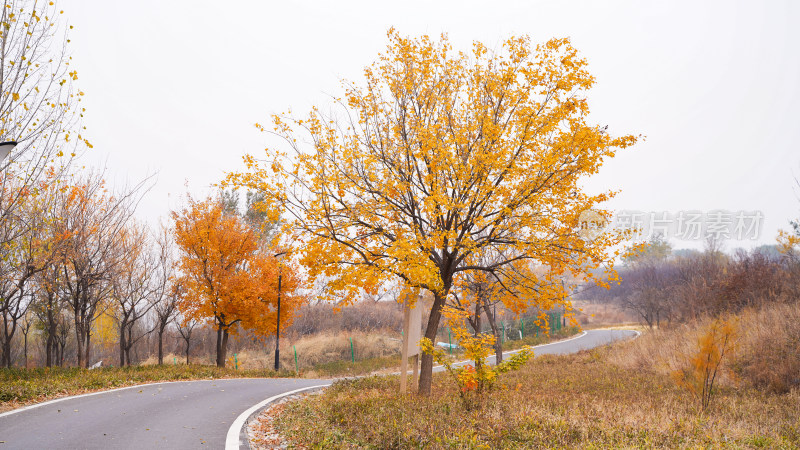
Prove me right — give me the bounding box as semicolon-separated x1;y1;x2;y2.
0;328;636;449
495;328;638;360
0;378;329;449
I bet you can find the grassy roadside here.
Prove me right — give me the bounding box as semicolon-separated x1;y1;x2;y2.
0;327;581;413
274;347;800;448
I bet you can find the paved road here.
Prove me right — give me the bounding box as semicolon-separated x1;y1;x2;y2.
444;328;638;368
497;328;638;360
0;378;329;449
0;329;636;449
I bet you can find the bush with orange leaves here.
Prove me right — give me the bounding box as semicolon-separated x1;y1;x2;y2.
672;318;737;412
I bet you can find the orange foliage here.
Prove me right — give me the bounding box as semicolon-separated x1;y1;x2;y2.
672;318;737;411
172;196;303;366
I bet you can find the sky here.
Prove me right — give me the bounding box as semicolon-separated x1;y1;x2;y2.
59;0;800;251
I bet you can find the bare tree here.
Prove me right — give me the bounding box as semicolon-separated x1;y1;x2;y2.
619;262;676;329
32;263;65;367
57;171;148;367
0;176;62;367
0;0;87;246
19;308;33;367
176;313;197;365
54;310;70;366
151;225;177;365
111;223;156;366
0;0;92;367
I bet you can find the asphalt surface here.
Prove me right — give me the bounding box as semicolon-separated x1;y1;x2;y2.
0;378;329;449
492;328;638;362
0;328;636;449
437;328;637;369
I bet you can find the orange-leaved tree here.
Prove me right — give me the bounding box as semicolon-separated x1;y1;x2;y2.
672;318;737;411
228;30;636;394
172;195;302;368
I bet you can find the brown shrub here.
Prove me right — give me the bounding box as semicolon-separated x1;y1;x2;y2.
232;331;401;371
610;302;800;394
288;301;406;336
734;303;800;393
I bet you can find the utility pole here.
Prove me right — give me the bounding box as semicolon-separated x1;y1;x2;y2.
274;268;282;371
273;251;288;371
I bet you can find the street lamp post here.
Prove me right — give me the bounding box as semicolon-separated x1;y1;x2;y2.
273;251;288;371
0;141;17;163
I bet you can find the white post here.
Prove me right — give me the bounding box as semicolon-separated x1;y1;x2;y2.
400;300;410;394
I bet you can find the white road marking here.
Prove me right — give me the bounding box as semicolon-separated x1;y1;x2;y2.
0;377;266;419
225;384;329;450
0;379;205;419
435;330;590;370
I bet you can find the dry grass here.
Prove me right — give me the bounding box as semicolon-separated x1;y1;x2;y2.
140;332;403;373
273;305;800;448
275;349;800;448
609;302;800;393
139;353;214;366
571;299;638;327
282;331;400;369
735;303;800;393
226;331;401;374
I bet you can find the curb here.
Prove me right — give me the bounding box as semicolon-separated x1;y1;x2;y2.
226;384;330;450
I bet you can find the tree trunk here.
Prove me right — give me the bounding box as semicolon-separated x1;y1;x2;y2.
84;330;92;368
157;328;164;365
46;333;53;367
119;322;127;367
185;337;191;364
59;340;66;367
494;332;503;363
474;298;482;336
124;337;129;366
1;339;10;368
482;302;503;364
215;323;230;368
2;312;17;368
74;314;84;368
418;291;447;396
46;308;56;367
216;325;223;367
220;329;229;368
23;332;28;368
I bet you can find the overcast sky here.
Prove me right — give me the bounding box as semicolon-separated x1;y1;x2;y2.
60;0;799;251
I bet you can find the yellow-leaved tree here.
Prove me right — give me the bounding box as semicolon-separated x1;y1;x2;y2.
228;30;636;394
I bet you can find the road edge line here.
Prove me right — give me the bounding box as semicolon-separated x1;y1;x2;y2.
225;383;329;450
0;376;290;419
0;378;222;419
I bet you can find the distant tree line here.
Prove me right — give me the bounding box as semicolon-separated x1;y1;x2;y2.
582;234;800;328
